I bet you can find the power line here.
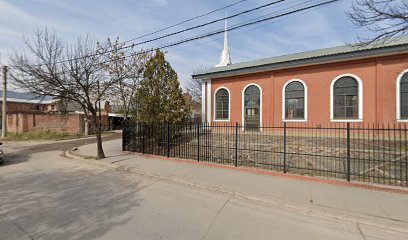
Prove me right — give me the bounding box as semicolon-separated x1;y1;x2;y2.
123;0;248;43
51;0;287;65
166;0;320;55
111;0;341;64
31;0;339;67
127;0;285;48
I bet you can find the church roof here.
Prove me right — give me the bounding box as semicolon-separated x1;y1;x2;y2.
192;37;408;79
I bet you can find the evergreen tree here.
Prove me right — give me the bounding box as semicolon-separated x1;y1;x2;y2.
135;50;191;124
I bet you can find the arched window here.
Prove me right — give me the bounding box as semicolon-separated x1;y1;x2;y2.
243;85;261;129
284;81;306;120
333;76;359;119
215;88;229;120
399;72;408;119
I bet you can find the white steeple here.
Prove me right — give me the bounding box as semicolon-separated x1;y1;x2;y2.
215;15;232;67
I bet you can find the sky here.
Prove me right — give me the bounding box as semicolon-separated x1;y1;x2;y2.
0;0;364;89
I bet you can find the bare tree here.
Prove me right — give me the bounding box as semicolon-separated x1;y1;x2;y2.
186;77;202;102
187;66;212;102
348;0;408;44
10;28;117;159
96;37;151;119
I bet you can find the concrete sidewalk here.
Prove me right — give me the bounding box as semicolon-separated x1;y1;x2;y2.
68;139;408;232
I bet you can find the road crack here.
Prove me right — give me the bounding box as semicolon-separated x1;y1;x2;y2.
201;194;233;239
356;223;367;240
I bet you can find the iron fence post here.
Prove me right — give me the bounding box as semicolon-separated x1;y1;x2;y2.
142;122;145;154
122;121;126;151
167;121;170;158
284;122;287;173
235;122;239;167
131;123;136;152
197;122;200;162
347;122;351;182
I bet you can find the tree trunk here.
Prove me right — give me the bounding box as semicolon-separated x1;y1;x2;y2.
92;110;105;159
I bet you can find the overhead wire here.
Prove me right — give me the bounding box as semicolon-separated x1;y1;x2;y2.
47;0;286;65
123;0;248;42
105;0;341;64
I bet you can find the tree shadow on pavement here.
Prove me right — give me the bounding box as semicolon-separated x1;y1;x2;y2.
0;163;146;240
1;153;30;166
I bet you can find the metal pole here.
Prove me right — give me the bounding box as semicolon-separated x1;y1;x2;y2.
122;121;126;151
235;122;239;167
346;122;351;182
283;122;287;173
97;81;102;131
142;123;145;154
197;122;200;162
167;122;170;158
2;66;7;138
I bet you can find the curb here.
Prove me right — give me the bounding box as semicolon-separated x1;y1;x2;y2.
65;149;408;196
63;149;408;234
128;152;408;196
66;146;408;195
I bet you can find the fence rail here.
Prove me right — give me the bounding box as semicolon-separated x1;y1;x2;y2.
123;121;408;187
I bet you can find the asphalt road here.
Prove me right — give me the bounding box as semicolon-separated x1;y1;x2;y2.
0;136;406;240
5;133;122;155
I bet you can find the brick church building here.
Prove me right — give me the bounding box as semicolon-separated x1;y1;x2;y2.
192;25;408;127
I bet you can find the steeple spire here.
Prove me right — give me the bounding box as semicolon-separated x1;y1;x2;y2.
215;13;232;67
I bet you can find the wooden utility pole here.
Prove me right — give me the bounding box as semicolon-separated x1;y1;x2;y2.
2;65;7;138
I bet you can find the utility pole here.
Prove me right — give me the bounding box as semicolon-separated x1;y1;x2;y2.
2;65;7;138
98;81;102;131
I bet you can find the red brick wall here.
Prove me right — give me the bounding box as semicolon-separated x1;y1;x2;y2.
209;54;408;125
7;113;85;133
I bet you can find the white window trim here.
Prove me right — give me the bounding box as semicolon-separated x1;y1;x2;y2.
213;87;231;122
241;83;263;130
282;79;308;122
396;69;408;122
330;73;363;122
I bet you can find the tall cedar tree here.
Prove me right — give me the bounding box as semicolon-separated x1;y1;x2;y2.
136;50;190;124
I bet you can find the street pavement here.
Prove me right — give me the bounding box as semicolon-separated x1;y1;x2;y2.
0;136;407;239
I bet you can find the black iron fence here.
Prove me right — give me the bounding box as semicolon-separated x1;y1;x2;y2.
123;121;408;187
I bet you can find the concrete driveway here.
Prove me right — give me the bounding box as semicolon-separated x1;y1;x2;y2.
0;137;407;240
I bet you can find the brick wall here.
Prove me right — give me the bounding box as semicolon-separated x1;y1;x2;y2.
208;53;408;125
7;113;85;133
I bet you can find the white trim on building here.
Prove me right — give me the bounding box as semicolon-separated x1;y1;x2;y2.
213;87;231;122
201;80;207;123
330;73;363;122
241;83;263;129
396;69;408;122
206;80;212;122
282;79;308;122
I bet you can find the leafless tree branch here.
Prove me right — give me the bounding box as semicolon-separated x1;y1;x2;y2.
348;0;408;45
9;27;117;159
